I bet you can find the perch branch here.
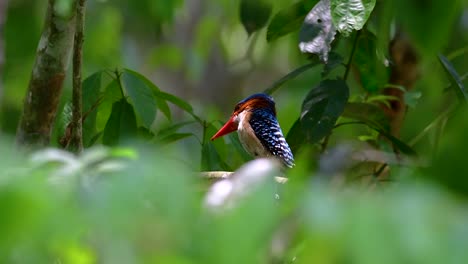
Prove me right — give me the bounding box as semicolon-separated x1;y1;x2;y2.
200;171;288;184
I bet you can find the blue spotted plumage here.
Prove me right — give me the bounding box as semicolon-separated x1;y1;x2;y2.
249;108;295;168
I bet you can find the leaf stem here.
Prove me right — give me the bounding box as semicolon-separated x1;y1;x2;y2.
344;30;361;81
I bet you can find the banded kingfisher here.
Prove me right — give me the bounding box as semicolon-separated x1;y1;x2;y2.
211;93;295;168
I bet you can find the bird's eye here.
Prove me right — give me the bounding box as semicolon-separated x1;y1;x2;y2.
234;104;241;112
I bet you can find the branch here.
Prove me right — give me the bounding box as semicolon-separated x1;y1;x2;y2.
68;0;87;152
16;0;78;147
200;171;288;184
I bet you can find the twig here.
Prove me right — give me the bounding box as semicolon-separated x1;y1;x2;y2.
69;0;87;152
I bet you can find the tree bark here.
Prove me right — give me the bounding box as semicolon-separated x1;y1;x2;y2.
68;0;87;152
16;0;77;147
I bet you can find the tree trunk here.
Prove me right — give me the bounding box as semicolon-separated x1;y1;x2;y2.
16;0;77;147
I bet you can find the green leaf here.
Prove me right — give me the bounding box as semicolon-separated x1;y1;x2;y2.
158;133;194;145
322;52;344;77
123;68;172;120
156;121;197;139
285;118;307;155
301;79;349;143
342;102;390;131
156;91;203;123
240;0;272;36
121;70;158;129
342;102;416;155
377;128;417;156
266;1;318;42
96;79;122;132
438;54;468;103
102;99;138;146
353;30;388;92
299;0;336;63
82;71;103;147
330;0;376;36
264;60;320;95
201;142;231;171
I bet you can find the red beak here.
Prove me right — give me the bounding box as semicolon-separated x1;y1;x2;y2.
211;115;238;140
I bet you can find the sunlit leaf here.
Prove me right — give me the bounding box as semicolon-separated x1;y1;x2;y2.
330;0;376;36
239;0;272;36
267;1;318;42
102;99;138;146
299;0;337;63
301;79;350;143
438;54;468;104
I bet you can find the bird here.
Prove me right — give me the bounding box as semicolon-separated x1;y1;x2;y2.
211;93;294;168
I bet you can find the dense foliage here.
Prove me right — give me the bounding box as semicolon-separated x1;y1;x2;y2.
1;0;468;263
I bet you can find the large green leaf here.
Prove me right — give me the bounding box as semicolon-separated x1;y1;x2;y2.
266;1;318;42
102;98;138;146
239;0;272;36
353;30;388;92
330;0;376;36
96;79;122;133
301;79;349;143
121;70;158;129
123;68;172;120
438;54;468;104
82;71;103;147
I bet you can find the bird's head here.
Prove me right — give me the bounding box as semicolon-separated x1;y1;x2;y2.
211;93;276;140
